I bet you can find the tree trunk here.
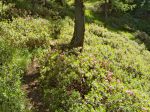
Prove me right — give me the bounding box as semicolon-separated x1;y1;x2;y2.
70;0;85;48
104;0;108;20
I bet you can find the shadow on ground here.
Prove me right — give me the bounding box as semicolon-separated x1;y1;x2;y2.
22;62;49;112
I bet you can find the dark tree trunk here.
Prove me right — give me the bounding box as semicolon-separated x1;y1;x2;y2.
104;0;108;20
70;0;85;48
104;0;113;19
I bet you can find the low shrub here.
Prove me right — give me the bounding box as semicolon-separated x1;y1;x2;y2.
0;64;26;112
0;44;30;112
38;23;150;112
0;18;53;50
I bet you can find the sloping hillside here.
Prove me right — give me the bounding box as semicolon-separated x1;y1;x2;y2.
0;0;150;112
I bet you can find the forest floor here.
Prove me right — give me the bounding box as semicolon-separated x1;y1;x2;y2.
21;60;49;112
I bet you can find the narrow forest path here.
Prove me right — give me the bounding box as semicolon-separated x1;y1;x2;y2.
21;59;49;112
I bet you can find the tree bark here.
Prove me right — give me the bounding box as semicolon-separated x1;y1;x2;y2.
104;0;108;20
70;0;85;48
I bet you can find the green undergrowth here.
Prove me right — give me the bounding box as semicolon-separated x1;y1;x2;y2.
0;1;150;111
0;0;63;20
0;41;30;112
37;20;150;112
0;17;58;112
0;16;150;112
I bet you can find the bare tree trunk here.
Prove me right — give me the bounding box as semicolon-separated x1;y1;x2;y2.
70;0;85;48
104;0;108;20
